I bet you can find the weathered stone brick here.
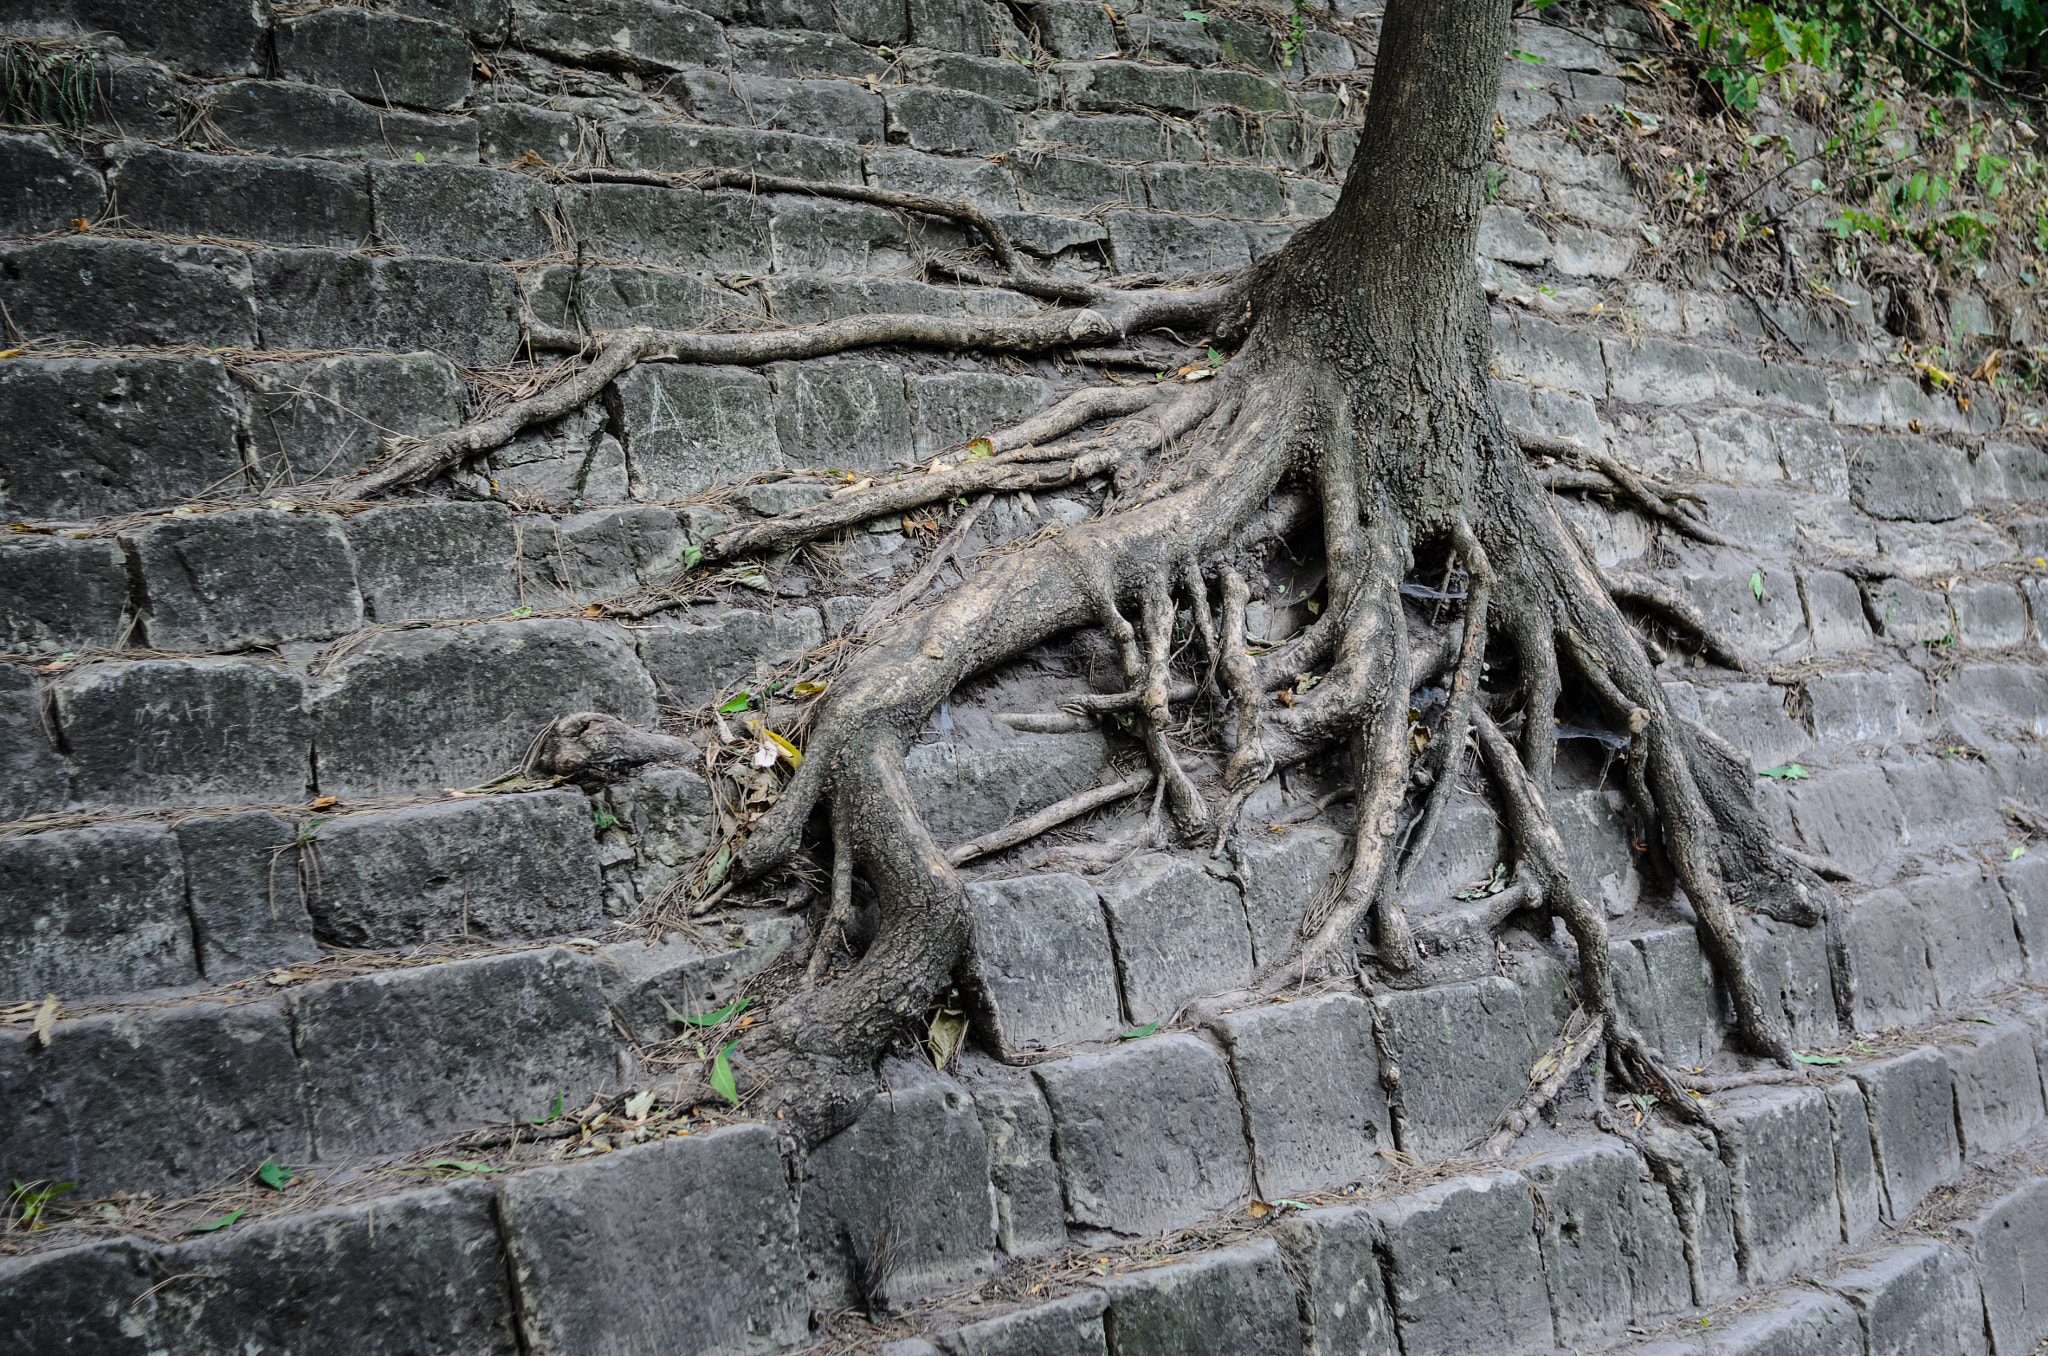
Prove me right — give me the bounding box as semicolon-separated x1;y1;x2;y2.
70;0;271;77
1716;1086;1840;1282
289;947;616;1157
952;1291;1108;1356
1944;1021;2046;1158
475;100;590;166
274;8;473;109
765;358;912;469
1271;1207;1399;1356
907;371;1047;453
0;131;106;237
607;118;865;181
1231;825;1346;970
1374;979;1535;1160
1096;852;1254;1024
1828;1243;1987;1356
1829;1077;1882;1243
391;0;511;42
885;86;1019;154
801;1071;998;1307
0;356;246;519
1123;15;1217;64
519;507;693;606
1213;993;1390;1197
107;143;371;247
1103;210;1251;272
1954;1180;2048;1356
311;620;656;798
1033;1034;1252;1234
636;605;824;707
1522;1137;1691;1344
0;822;195;1002
370;162;559;261
346;502;521;622
559;182;769;271
304;792;606;947
0;667;67;821
1368;1173;1555;1356
1854;1046;1961;1222
512;0;732;70
1099;1241;1301;1356
1143;162;1285;218
0;1239;155;1356
54;658;313;807
251;249;520;365
909;50;1049;108
962;873;1124;1052
677;70;885;140
0;534;130;653
0;998;312;1196
867;147;1020;210
0;237;256;348
497;1125;807;1356
126;508;363;651
174;809;321;981
732;25;887;77
206;78;479;163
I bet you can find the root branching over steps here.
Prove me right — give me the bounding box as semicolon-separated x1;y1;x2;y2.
327;0;1836;1149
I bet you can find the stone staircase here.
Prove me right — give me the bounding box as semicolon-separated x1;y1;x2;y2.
3;0;2048;1352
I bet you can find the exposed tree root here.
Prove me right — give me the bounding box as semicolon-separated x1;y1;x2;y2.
373;0;1832;1154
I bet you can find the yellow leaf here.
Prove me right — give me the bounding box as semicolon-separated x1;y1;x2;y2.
753;722;803;768
962;437;995;462
1247;1199;1273;1218
0;348;20;360
793;680;829;696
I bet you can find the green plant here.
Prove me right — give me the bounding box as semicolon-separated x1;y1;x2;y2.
1;41;98;134
6;1178;73;1230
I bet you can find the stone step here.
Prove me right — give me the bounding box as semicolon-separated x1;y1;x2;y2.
5;1010;2042;1356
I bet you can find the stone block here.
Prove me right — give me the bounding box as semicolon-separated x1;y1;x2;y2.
370;162;559;261
0;998;311;1196
599;766;717;913
0;131;107;237
1847;432;1973;522
951;1291;1108;1356
511;0;732;71
204;79;480;161
1270;1207;1399;1356
0;237;256;348
1491;311;1607;396
498;1125;806;1356
1610;926;1721;1067
908;49;1048;108
1954;1180;2048;1356
521;507;692;605
1522;1137;1691;1344
1871;580;1953;643
800;1072;997;1307
1099;1240;1301;1356
150;1183;519;1355
1673;567;1805;662
0;667;66;821
1782;766;1905;876
678;71;885;141
908;372;1048;454
69;0;271;76
1102;210;1251;273
107;143;370;247
1801;570;1876;653
1213;993;1389;1197
1854;1046;1961;1222
1552;784;1643;917
1694;1294;1865;1356
1998;853;2048;983
1840;886;1937;1030
1552;222;1637;277
733;25;888;77
304;792;605;947
637;606;823;707
1828;1078;1882;1243
1884;755;2003;848
903;731;1109;840
1031;110;1201;162
346;503;520;622
1946;662;2048;737
961;1060;1067;1257
609;363;781;500
1902;868;2025;1005
125;509;362;651
1143;163;1285;219
54;658;312;808
175;810;320;981
767;358;912;470
273;8;472;109
1945;1021;2045;1158
1053;58;1199;115
757;274;1031;325
1952;580;2030;648
1641;1118;1743;1301
530;263;723;331
1804;667;1923;745
1394;791;1504;907
1478;204;1550;265
390;0;511;44
0;822;194;1002
598;917;798;1043
885;86;1018;154
0;355;245;518
1374;979;1534;1161
245;353;468;483
906;0;1002;52
311;620;656;798
763;194;913;273
0;535;130;654
1033;1034;1252;1235
252;250;522;366
1716;1086;1839;1282
1011;149;1140;214
607;118;866;182
0;1239;155;1356
1829;1242;1987;1356
1230;825;1346;971
476;101;590;166
962;873;1123;1053
1096;852;1253;1025
290;947;616;1158
1368;1172;1554;1356
1742;912;1839;1052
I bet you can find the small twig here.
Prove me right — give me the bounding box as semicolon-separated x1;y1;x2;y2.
948;771;1157;866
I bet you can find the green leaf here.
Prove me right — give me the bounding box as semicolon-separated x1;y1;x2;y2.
531;1090;565;1124
709;1038;742;1105
676;997;751;1027
423;1159;505;1173
1120;1021;1161;1040
187;1207;246;1234
1759;764;1810;780
1964;1015;1997;1024
412;151;425;163
1179;8;1207;19
1205;346;1225;367
255;1160;294;1191
1512;48;1545;62
1793;1051;1849;1065
683;545;703;569
718;692;752;713
2012;845;2027;861
1749;570;1766;601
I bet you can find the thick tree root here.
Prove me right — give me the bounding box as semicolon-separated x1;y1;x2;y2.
1514;427;1736;549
